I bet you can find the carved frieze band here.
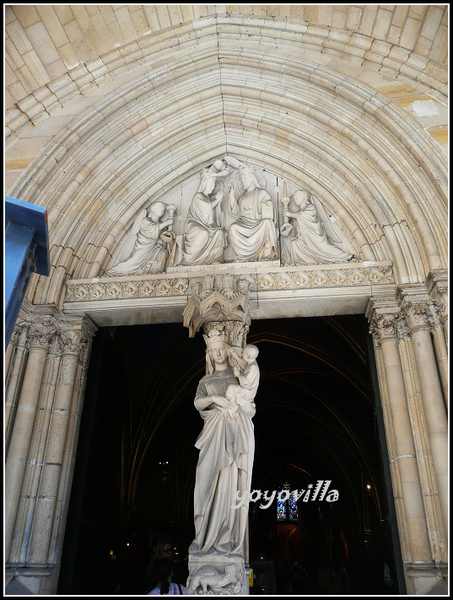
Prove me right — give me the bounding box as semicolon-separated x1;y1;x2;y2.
65;262;395;304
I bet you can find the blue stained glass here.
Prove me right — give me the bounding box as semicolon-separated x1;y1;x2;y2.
289;492;299;520
277;500;286;521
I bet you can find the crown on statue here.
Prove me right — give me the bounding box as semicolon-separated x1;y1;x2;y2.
203;324;228;347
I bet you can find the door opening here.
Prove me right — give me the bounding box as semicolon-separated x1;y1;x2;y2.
58;315;402;595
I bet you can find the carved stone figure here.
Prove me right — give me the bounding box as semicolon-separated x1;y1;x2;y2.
225;344;260;420
181;168;227;266
228;164;278;262
280;190;354;264
107;201;175;276
188;563;242;595
189;326;257;557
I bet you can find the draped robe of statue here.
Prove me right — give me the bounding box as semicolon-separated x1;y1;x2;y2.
283;192;353;265
190;364;255;556
107;204;173;276
182;191;226;265
228;172;278;262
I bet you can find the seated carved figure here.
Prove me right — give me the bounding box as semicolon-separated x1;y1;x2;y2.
228;164;278;262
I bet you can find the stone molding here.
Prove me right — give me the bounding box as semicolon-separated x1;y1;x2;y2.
426;270;448;324
6;13;447;144
65;261;395;304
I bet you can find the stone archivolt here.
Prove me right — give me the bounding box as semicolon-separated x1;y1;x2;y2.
7;19;447;306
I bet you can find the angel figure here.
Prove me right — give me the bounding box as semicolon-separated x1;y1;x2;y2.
280;190;354;265
107;201;175;276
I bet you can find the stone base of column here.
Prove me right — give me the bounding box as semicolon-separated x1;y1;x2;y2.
187;551;248;595
404;563;448;595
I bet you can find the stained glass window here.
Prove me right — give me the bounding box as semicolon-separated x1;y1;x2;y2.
289;491;299;521
276;482;299;521
277;499;286;521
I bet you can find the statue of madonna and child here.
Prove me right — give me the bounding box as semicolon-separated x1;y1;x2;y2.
188;324;259;594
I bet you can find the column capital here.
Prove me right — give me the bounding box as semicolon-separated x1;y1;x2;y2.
27;317;60;349
366;296;400;344
397;285;433;334
15;301;97;356
10;319;31;350
58;315;97;357
426;270;448;322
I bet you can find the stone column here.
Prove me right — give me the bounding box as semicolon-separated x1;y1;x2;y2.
5;321;30;450
427;302;448;407
367;300;432;594
394;314;447;567
5;316;58;561
398;290;448;531
4;304;96;594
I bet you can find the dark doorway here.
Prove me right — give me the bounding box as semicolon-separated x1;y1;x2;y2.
58;315;401;595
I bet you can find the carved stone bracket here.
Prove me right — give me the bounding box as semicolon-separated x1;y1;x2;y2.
183;274;252;345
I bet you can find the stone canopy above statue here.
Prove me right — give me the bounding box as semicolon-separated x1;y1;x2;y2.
105;157;356;277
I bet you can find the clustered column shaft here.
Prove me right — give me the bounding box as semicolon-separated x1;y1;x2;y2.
367;287;447;594
4;304;96;594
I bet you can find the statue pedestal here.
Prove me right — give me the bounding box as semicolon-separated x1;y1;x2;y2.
187;552;249;595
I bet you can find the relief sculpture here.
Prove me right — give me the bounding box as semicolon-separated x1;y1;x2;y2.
179;164;228;266
105;159;356;277
106;201;176;276
228;164;278;262
280;190;354;265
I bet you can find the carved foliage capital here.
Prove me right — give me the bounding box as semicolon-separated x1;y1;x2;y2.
368;311;399;344
27;318;59;349
15;308;97;362
10;320;31;349
59;316;97;362
399;297;432;334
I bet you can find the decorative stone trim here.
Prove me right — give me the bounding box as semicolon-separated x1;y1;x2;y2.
65;261;394;304
397;286;436;335
368;312;399;344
